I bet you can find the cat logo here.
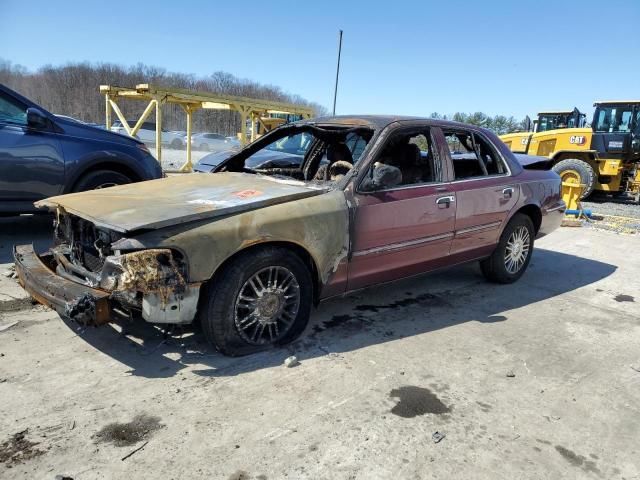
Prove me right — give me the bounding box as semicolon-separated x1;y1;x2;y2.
569;135;586;145
520;137;528;145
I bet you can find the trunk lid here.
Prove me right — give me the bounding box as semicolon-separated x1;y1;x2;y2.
37;172;327;233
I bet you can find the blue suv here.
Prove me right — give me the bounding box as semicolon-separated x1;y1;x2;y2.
0;84;163;215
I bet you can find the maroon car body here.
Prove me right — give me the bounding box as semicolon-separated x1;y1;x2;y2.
15;116;564;355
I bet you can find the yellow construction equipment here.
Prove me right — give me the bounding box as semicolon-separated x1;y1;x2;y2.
100;83;314;172
500;108;586;153
500;102;640;202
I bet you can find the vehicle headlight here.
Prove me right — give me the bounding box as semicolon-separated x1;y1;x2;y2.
99;249;187;300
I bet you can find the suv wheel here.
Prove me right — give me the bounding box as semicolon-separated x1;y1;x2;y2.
198;247;313;356
72;170;132;192
480;213;534;284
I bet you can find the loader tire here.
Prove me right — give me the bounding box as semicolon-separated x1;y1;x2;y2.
552;158;595;199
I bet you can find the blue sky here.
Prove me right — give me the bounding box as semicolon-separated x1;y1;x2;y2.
2;0;639;119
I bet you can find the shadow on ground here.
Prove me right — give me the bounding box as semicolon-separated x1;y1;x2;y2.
0;215;53;264
58;248;616;379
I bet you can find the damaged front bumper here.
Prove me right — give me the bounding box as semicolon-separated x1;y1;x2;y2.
14;244;111;324
13;244;200;326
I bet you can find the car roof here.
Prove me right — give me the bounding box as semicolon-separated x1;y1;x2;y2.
296;115;483;131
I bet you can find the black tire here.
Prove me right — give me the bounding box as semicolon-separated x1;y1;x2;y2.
201;143;209;152
170;138;183;149
198;246;313;356
72;170;132;192
480;213;535;284
552;158;596;199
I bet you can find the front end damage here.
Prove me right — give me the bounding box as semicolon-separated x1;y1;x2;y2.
14;210;200;326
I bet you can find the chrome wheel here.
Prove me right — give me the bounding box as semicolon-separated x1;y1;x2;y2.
234;266;301;345
504;226;530;274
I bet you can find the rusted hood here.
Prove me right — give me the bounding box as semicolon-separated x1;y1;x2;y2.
36;173;327;233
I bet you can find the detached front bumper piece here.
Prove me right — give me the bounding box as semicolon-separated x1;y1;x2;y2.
13;244;111;325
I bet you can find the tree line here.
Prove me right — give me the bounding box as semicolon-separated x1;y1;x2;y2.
429;112;528;135
0;60;328;136
0;59;528;136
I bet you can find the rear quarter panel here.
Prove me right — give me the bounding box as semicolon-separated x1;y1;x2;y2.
510;169;564;237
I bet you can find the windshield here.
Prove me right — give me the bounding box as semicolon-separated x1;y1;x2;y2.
537;114;571;132
593;106;635;133
265;132;313;155
230;126;373;183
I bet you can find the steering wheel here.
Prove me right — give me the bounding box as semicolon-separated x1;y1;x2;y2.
328;160;353;180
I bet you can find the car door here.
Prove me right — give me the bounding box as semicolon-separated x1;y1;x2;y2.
0;89;65;211
442;128;519;257
347;125;456;291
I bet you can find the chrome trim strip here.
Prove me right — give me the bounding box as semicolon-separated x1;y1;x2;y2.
545;203;566;213
353;232;454;257
455;221;502;236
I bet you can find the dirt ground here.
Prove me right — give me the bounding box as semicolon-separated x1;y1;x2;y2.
0;217;639;480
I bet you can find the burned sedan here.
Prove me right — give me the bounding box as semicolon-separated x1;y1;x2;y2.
14;116;565;356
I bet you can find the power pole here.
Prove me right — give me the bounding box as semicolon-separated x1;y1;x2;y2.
332;29;343;116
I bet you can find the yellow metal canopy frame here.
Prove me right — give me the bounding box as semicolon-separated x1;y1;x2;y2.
100;83;314;172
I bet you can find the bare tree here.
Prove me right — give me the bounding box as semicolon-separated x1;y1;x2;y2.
0;59;328;136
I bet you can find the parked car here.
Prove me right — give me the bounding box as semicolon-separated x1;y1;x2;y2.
55;115;106;130
111;120;185;149
190;132;234;151
226;136;241;146
0;84;163;215
15;116;564;356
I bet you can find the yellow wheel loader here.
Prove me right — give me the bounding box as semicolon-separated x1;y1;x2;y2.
500;108;586;154
501;102;640;201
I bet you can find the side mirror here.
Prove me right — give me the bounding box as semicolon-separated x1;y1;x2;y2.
360;162;402;191
26;108;49;130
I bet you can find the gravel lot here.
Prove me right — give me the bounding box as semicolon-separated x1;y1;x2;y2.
0;219;639;480
582;195;640;219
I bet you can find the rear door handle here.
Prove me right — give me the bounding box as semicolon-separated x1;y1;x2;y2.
436;195;455;208
502;187;514;198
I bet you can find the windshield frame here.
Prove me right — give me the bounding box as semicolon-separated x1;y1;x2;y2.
217;122;376;187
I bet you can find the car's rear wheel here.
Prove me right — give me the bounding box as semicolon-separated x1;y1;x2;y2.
552;158;595;199
170;138;183;149
198;246;313;356
72;169;132;192
480;213;534;284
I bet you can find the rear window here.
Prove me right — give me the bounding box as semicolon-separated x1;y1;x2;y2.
443;130;507;179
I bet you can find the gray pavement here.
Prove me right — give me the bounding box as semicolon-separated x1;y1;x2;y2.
0;222;638;479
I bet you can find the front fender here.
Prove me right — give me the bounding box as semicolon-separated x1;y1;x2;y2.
126;190;350;286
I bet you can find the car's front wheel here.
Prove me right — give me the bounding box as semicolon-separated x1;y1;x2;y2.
72;169;133;192
199;246;313;356
480;213;534;284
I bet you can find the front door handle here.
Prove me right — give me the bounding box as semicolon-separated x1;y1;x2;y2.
502;187;514;198
436;195;455;208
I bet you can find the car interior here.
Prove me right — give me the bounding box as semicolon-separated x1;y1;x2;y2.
443;130;506;179
221;124;374;183
376;132;436;186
